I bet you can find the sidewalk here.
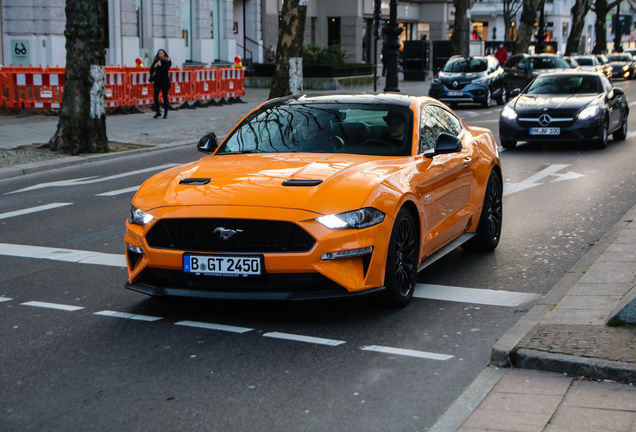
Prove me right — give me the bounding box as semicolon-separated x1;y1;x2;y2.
1;75;635;431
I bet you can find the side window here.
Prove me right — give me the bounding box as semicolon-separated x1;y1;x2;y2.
419;105;463;153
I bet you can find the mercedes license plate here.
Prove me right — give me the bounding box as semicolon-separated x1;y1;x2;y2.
530;127;560;135
183;254;262;277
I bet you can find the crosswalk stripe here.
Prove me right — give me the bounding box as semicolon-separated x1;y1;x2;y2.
263;332;346;346
0;243;126;267
22;301;83;311
175;320;253;334
414;284;542;307
94;310;162;322
0;203;72;220
361;345;453;360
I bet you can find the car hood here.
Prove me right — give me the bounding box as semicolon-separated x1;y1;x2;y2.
510;94;599;112
439;71;485;81
133;153;406;215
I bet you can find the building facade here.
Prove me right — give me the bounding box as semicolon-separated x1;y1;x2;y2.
1;0;634;69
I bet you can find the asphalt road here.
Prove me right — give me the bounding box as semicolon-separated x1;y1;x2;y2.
1;81;636;432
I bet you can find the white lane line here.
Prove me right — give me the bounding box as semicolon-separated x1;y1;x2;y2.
0;296;12;303
414;284;541;307
94;310;163;322
21;301;84;311
263;332;346;346
0;203;73;220
8;164;178;194
0;243;126;267
96;186;140;197
175;320;253;334
361;345;454;361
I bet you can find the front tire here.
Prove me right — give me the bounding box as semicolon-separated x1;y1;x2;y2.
596;117;609;149
496;86;507;106
613;110;628;141
382;208;418;307
481;89;492;108
463;171;503;252
501;138;516;149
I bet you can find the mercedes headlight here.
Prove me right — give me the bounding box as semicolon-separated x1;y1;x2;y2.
129;205;155;225
501;105;518;120
316;208;385;229
578;105;599;120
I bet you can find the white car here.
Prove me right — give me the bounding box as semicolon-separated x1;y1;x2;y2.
573;55;604;74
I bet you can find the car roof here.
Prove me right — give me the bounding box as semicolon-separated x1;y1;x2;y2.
261;93;429;110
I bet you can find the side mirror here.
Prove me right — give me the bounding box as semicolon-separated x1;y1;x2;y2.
425;133;463;158
613;87;625;96
510;88;521;97
197;132;219;153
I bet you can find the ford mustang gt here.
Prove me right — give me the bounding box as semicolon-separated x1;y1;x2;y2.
499;71;628;149
125;94;502;306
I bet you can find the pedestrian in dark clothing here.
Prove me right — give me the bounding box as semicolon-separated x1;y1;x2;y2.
149;49;171;119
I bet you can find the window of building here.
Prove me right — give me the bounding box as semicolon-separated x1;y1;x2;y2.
328;17;341;46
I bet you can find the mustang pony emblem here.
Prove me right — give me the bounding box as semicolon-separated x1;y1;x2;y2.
214;227;244;240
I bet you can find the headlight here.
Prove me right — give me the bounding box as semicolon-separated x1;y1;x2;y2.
623;65;629;71
432;78;441;84
578;105;599;120
316;208;385;229
501;105;517;120
129;205;155;225
472;76;488;85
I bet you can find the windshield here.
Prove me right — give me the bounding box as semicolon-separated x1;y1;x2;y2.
218;104;413;157
526;75;603;95
608;54;632;62
442;58;487;73
575;57;594;66
528;56;569;70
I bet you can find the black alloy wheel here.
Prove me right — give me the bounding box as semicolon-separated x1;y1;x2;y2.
613;110;628;141
596;117;609;149
382;208;418;307
463;171;503;252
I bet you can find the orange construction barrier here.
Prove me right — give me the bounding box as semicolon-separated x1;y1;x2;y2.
104;67;128;109
167;67;194;107
127;67;153;107
4;66;65;109
219;67;246;103
192;68;220;104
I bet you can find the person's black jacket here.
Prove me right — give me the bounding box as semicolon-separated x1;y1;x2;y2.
150;58;172;90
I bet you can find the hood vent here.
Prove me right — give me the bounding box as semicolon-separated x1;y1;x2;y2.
282;179;323;187
179;178;211;185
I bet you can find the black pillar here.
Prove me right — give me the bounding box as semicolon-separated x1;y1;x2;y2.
614;1;622;52
383;0;403;93
373;0;381;92
536;5;545;54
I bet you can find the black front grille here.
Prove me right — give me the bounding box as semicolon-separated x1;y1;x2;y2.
146;218;316;253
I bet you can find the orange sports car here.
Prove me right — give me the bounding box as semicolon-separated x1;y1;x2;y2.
125;94;502;306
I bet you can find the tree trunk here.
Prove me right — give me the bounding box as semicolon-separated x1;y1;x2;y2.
514;0;545;54
502;0;523;42
451;0;471;57
564;0;593;55
49;0;108;155
592;0;619;54
269;0;307;99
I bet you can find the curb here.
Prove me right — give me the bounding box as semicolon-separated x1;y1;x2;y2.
0;140;196;180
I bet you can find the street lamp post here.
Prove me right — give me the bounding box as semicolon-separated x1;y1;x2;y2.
383;0;402;92
536;4;546;54
614;1;622;52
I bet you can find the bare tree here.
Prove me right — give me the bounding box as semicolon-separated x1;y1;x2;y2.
514;0;546;54
502;0;523;41
49;0;108;155
591;0;621;54
451;0;471;56
269;0;308;99
564;0;594;55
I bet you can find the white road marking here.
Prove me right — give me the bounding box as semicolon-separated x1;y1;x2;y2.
504;164;585;196
94;310;163;322
21;301;84;311
361;345;454;360
414;284;541;307
0;243;126;267
0;296;12;302
96;186;140;196
0;203;73;220
7;164;178;194
175;320;253;334
263;332;346;346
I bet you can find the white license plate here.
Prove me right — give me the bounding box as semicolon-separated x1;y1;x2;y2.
448;90;463;96
530;127;560;135
183;254;262;276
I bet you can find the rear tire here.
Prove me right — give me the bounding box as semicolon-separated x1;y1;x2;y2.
463;171;503;252
382;208;418;307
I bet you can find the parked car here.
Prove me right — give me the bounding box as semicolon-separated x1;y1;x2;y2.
573;55;604;73
502;54;570;94
499;71;628;149
563;56;581;70
595;54;613;81
607;53;636;79
125;93;503;307
428;55;506;108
